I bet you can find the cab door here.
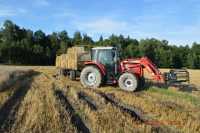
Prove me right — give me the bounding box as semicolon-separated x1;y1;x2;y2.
96;49;118;82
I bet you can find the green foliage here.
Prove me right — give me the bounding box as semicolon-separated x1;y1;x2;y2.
58;30;71;54
73;31;82;45
188;43;200;69
0;20;200;68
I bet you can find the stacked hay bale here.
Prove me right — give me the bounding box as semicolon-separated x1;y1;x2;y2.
60;54;68;69
55;47;88;70
55;56;60;67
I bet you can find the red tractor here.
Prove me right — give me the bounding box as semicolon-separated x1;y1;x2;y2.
80;47;189;91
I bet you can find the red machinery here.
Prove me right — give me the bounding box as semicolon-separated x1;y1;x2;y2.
80;47;189;91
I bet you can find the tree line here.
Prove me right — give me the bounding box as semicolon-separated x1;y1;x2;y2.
0;20;199;69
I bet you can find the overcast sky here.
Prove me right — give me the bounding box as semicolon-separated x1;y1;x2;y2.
0;0;200;45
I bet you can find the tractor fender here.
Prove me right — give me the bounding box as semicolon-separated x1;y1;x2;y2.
121;70;145;88
120;70;140;79
84;61;106;76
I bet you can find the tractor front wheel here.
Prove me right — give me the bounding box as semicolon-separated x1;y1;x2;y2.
80;66;102;89
118;73;138;91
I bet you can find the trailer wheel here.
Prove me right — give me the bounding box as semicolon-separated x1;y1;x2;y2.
58;69;65;76
118;73;138;91
80;66;102;89
69;70;76;80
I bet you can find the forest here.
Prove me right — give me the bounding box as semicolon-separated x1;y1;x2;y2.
0;20;199;69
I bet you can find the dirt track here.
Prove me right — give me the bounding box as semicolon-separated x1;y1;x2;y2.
0;66;200;133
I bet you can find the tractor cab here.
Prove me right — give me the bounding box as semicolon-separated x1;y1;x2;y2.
91;47;119;77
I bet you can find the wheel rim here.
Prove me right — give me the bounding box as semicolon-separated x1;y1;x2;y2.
87;72;96;85
124;78;133;88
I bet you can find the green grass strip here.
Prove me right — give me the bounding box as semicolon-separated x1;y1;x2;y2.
147;87;200;106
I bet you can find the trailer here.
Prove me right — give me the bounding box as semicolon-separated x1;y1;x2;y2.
56;47;90;80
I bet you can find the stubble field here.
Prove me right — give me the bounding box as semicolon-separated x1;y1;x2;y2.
0;65;200;133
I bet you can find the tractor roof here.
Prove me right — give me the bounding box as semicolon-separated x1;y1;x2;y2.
92;47;115;50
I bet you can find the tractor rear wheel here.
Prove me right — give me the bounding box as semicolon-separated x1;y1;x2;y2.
80;66;102;89
118;73;138;91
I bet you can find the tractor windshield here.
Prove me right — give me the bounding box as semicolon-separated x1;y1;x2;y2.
92;49;115;65
92;48;118;78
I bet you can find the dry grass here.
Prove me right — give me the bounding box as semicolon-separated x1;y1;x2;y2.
55;77;178;133
0;87;15;108
99;86;200;132
9;74;76;133
0;66;200;133
145;87;200;132
0;67;76;133
57;85;152;133
0;69;34;108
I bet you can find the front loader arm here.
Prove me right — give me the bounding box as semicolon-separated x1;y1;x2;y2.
139;57;164;81
123;57;164;82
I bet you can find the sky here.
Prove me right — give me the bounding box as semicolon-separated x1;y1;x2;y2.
0;0;200;45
